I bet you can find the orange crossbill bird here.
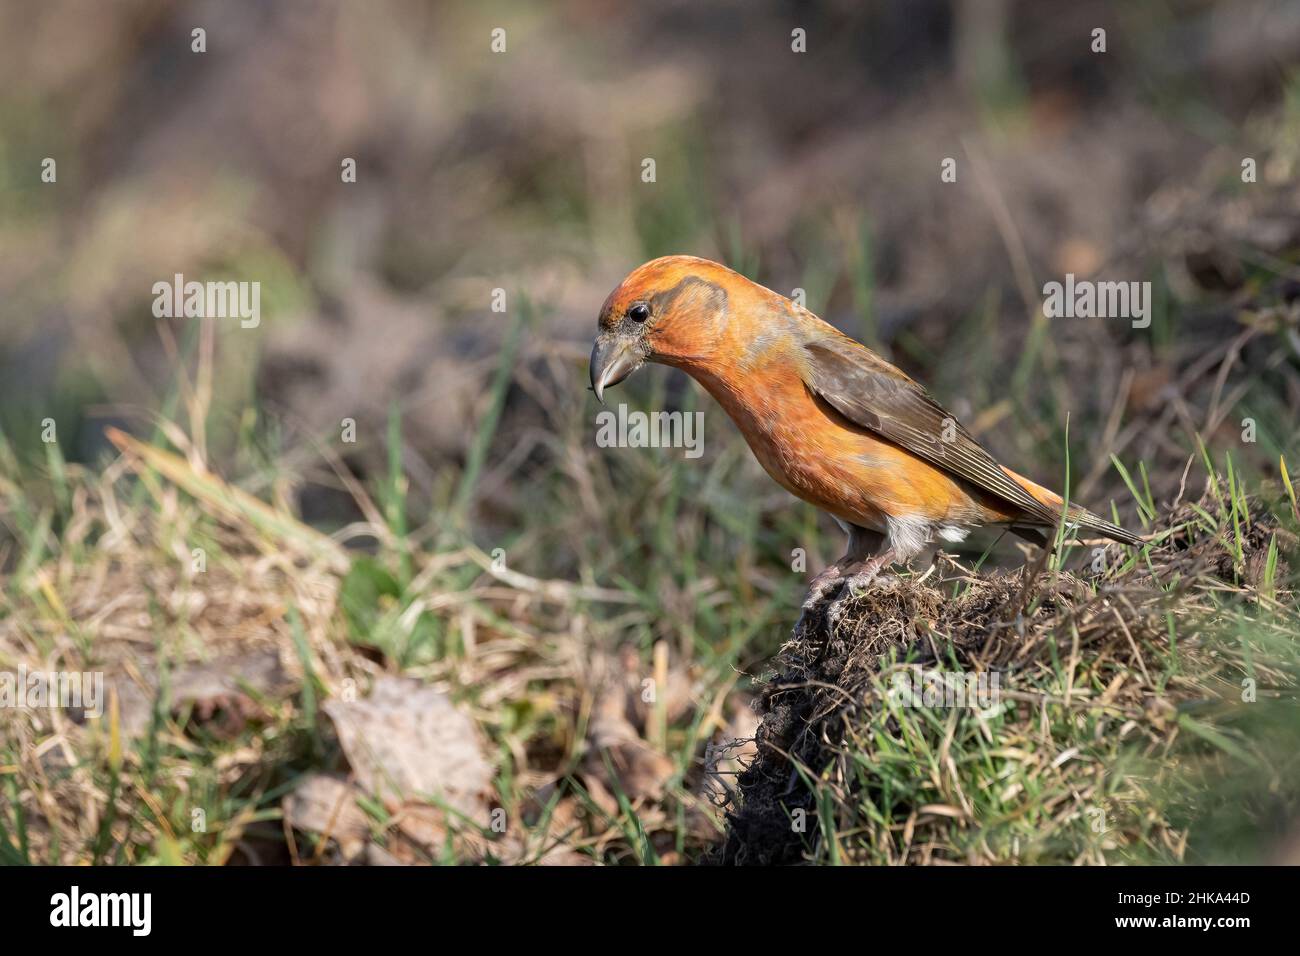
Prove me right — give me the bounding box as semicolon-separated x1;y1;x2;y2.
590;255;1140;600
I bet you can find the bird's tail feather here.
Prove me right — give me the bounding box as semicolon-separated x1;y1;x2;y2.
1006;469;1143;546
1070;511;1143;546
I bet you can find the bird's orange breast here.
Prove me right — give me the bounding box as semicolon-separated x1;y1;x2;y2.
684;354;1006;532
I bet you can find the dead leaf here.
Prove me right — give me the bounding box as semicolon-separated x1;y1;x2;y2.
110;648;292;739
282;773;372;860
323;676;493;821
582;648;678;802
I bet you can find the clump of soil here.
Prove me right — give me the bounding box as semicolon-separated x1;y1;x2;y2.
716;493;1297;865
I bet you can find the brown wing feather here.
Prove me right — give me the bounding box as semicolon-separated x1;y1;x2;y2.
801;336;1061;526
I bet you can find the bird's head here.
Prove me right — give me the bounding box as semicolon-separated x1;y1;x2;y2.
589;255;733;402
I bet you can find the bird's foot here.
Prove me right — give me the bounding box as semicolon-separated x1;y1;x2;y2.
795;564;846;638
800;564;845;611
797;550;897;633
824;567;887;625
848;549;897;587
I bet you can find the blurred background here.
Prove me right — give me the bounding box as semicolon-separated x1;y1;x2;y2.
3;0;1299;511
2;0;1299;866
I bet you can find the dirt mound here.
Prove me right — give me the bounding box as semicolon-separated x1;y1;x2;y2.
717;492;1298;865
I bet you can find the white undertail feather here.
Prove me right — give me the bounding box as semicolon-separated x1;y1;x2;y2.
885;514;931;561
883;515;970;561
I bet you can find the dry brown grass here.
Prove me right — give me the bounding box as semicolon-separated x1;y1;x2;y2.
0;425;752;865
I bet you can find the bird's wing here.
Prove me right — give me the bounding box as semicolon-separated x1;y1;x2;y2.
800;335;1060;526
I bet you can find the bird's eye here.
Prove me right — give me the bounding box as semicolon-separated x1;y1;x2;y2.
628;303;650;323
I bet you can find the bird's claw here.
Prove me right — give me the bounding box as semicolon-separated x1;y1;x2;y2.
798;551;897;633
801;565;844;611
825;567;888;624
